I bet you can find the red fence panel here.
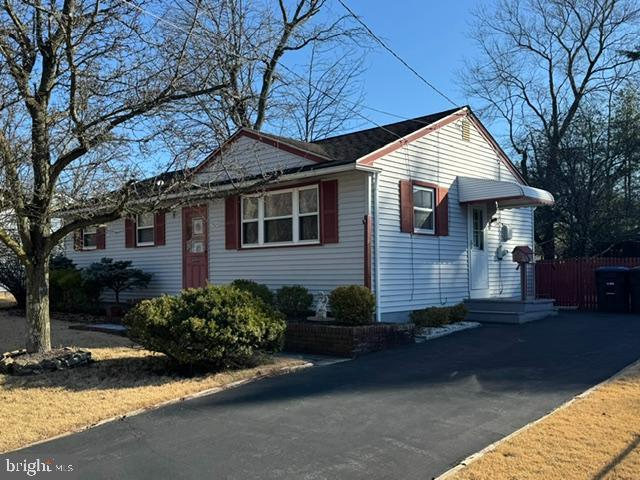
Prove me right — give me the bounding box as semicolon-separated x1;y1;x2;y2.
535;258;640;310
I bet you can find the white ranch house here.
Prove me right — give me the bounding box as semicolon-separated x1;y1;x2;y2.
65;106;554;322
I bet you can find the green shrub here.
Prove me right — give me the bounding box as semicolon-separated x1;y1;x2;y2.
329;285;375;325
409;307;450;328
230;279;273;305
50;268;83;311
49;255;101;314
123;285;286;370
82;258;152;305
409;303;468;328
275;285;313;318
449;303;468;322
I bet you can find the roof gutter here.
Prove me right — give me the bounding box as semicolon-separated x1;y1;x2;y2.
58;162;375;219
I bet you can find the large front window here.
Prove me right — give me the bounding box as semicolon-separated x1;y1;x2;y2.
413;185;435;234
242;185;319;247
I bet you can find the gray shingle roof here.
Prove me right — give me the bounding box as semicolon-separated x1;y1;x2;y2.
310;107;462;162
255;107;463;164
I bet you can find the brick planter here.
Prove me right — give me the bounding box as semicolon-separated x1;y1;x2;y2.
285;322;415;357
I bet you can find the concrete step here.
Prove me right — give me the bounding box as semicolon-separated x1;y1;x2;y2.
464;298;555;313
466;310;553;324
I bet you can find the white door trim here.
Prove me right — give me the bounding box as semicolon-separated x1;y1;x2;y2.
468;204;490;298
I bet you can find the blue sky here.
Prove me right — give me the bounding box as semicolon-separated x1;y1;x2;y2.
330;0;489;128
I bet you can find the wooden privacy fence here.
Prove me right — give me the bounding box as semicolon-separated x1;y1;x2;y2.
535;258;640;310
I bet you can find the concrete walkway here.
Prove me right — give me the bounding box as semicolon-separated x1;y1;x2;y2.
20;312;640;479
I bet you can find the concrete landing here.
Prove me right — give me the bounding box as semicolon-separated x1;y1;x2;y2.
464;298;556;324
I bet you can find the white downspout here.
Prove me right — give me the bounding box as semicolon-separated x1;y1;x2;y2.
373;171;382;323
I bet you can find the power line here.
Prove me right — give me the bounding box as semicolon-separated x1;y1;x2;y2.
336;0;458;107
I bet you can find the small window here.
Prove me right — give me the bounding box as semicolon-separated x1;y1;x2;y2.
136;213;154;246
82;226;97;250
241;185;320;247
413;185;435;234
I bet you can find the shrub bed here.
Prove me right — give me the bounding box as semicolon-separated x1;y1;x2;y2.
123;285;286;370
276;285;313;319
409;303;468;328
329;285;375;325
231;279;274;306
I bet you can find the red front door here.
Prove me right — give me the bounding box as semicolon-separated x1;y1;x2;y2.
182;205;209;289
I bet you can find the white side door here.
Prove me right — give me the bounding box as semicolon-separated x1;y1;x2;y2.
468;204;489;298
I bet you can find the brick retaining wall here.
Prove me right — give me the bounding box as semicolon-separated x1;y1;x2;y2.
285;322;414;357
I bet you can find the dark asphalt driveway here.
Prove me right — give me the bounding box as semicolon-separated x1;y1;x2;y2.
19;312;640;479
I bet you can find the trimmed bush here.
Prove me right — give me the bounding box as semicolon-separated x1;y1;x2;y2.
409;303;468;328
409;307;450;328
329;285;375;326
231;279;274;305
449;303;468;322
276;285;313;319
123;285;286;370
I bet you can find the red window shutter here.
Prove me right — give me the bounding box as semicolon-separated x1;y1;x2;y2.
321;180;339;244
225;196;240;250
125;217;136;248
96;226;106;250
154;211;166;246
436;187;449;236
399;180;414;233
73;231;82;251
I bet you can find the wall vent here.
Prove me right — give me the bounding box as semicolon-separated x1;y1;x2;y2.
462;118;471;142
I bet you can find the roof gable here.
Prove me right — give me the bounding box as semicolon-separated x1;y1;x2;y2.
193;107;526;185
353;107;526;184
194;128;331;175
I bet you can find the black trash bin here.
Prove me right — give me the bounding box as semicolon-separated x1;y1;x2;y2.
630;267;640;314
595;267;630;313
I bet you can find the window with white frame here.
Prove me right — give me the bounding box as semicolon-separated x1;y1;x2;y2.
136;213;155;246
413;185;435;234
82;226;97;250
241;185;319;247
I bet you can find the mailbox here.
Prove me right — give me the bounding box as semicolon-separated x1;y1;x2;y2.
512;245;534;300
512;245;534;264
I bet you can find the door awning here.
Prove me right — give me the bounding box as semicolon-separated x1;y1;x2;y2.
457;176;554;208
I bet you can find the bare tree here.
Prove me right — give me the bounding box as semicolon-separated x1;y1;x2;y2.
165;0;366;147
464;0;640;258
283;44;365;141
0;0;230;353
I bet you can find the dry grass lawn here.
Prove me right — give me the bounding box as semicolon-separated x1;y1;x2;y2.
0;310;305;453
449;362;640;480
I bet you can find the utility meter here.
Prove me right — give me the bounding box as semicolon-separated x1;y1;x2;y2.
501;224;513;242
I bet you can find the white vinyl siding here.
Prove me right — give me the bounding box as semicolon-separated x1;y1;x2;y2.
374;117;533;321
210;170;367;294
65;169;367;302
65;212;183;302
196;135;318;184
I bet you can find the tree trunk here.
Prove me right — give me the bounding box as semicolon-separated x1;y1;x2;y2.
25;260;51;353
